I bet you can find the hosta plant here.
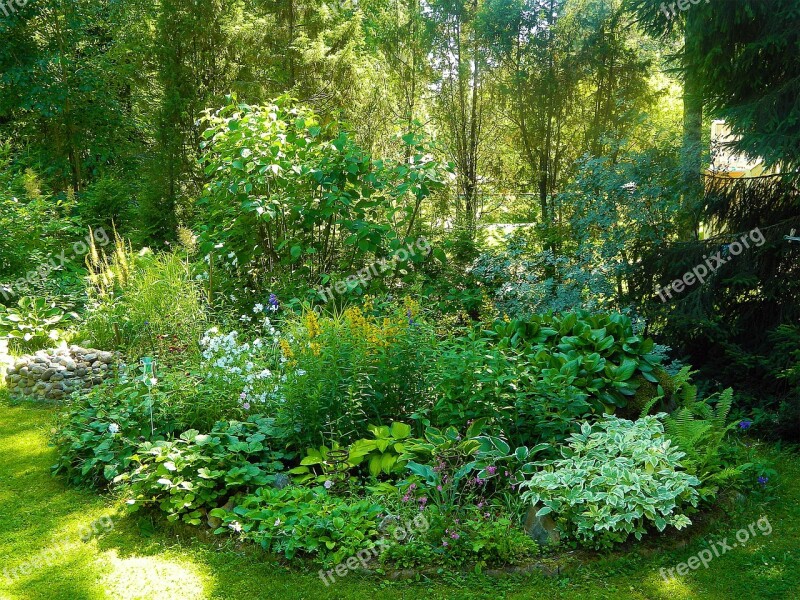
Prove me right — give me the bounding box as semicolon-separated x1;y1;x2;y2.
520;414;701;549
0;296;75;353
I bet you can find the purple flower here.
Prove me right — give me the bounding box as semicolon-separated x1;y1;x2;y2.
739;420;753;431
402;494;411;502
486;466;497;475
450;532;459;540
268;293;280;312
436;485;443;491
442;541;448;547
504;471;510;477
242;402;250;410
240;392;247;400
484;512;490;519
409;483;417;491
418;497;428;505
757;476;769;486
324;480;334;489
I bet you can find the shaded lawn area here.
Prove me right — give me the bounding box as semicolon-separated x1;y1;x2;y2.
0;402;798;600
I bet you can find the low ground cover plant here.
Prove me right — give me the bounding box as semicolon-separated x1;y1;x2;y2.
118;418;290;525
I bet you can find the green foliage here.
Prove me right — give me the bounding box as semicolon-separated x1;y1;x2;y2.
51;378;177;489
660;369;751;499
0;148;82;283
119;418;289;526
350;422;413;477
209;486;385;565
197;96;447;287
0;297;76;353
287;442;364;485
397;420;497;516
381;511;538;569
520;415;701;549
427;310;663;446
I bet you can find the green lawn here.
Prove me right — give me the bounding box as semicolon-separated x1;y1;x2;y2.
0;402;798;600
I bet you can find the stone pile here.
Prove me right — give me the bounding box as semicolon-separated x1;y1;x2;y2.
4;345;117;401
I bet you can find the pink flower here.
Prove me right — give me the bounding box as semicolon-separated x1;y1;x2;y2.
450;532;459;540
442;541;448;547
419;497;428;505
409;483;417;491
436;485;443;491
486;465;497;475
402;494;411;502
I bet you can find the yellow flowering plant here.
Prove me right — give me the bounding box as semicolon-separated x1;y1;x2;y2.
274;298;436;448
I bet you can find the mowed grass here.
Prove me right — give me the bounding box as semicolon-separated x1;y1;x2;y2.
0;400;798;600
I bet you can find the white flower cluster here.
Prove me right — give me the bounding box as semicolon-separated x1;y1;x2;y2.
199;323;282;404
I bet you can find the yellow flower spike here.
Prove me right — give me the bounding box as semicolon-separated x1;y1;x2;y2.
304;310;321;339
279;338;294;359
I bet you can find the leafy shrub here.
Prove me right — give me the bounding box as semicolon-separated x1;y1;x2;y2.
0;145;82;281
210;486;386;565
0;296;76;353
470;232;616;317
80;244;207;361
520;415;701;549
119;417;289;525
197;96;447;285
427;310;665;446
426;330;522;430
51;377;178;488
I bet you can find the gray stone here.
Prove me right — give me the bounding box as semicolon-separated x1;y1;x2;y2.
524;505;561;546
41;368;56;381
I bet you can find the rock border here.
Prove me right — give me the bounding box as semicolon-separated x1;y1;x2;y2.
4;345;117;401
